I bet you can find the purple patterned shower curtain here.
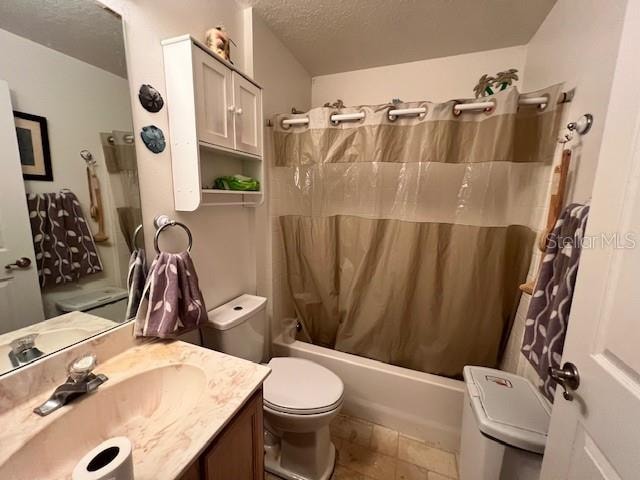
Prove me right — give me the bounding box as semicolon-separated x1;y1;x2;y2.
26;190;103;287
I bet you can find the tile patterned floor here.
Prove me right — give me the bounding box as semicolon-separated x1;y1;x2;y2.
265;414;458;480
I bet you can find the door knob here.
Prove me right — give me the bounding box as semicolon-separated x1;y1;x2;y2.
227;105;236;112
4;257;32;271
549;362;580;401
235;107;243;115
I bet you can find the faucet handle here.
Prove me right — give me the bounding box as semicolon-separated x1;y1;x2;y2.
10;334;38;354
68;354;97;382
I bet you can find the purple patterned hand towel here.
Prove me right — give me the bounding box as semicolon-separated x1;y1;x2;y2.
126;248;147;320
134;251;207;338
26;190;103;287
521;203;589;401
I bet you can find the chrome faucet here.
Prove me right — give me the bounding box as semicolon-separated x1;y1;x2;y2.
8;334;44;368
33;354;108;416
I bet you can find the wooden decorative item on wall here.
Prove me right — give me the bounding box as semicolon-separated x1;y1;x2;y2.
520;149;571;295
80;149;109;243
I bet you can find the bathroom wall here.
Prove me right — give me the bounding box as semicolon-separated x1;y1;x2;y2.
501;0;629;384
310;45;527;107
99;0;256;323
246;9;311;344
250;10;312;346
522;0;629;204
97;0;311;344
0;27;133;318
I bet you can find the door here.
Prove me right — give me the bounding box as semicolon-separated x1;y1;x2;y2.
541;2;640;479
232;73;263;157
0;80;44;333
192;45;235;149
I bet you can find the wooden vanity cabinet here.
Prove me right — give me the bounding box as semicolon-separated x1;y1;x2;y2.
179;389;264;480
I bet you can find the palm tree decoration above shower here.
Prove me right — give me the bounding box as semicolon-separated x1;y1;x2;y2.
474;74;496;98
474;69;519;98
495;69;519;89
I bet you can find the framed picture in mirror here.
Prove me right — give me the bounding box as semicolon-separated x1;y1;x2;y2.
13;110;53;181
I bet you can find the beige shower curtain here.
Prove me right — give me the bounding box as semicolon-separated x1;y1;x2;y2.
272;85;564;377
100;131;142;252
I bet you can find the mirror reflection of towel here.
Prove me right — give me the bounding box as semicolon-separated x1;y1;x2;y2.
134;251;207;338
26;190;103;287
126;249;147;320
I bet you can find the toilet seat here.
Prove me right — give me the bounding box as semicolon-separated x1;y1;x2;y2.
264;357;344;415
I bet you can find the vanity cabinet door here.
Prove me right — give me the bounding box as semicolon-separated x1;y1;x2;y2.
232;73;263;157
192;45;235;149
203;389;264;480
178;460;201;480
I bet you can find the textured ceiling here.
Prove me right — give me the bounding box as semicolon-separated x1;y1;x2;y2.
0;0;126;78
243;0;557;76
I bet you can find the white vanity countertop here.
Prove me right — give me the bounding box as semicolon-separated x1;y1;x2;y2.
0;340;271;479
0;311;118;345
0;312;118;375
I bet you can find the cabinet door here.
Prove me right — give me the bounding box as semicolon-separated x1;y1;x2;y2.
192;45;234;149
232;73;263;156
203;390;264;480
177;460;201;480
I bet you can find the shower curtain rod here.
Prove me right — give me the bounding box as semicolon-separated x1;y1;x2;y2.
279;92;572;126
107;134;135;144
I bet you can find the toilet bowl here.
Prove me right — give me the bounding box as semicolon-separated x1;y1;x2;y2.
263;357;343;480
204;295;344;480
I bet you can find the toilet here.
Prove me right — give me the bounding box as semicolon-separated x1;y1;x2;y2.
55;286;128;321
204;294;344;480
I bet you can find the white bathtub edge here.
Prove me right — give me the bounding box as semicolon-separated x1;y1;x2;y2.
272;336;465;452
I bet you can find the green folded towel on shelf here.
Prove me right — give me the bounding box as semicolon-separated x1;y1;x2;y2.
213;174;260;191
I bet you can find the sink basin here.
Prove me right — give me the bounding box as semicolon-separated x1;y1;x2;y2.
0;364;207;480
0;328;104;374
0;339;270;480
34;328;94;352
0;328;94;374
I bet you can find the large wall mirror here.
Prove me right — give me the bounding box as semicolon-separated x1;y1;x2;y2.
0;0;141;375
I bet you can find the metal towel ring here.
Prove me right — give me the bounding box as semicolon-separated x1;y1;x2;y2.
132;224;144;250
154;220;193;254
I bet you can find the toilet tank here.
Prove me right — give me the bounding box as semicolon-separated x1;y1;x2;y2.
55;287;128;322
203;294;267;363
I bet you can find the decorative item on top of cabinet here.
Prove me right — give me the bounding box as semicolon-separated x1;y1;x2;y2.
205;25;234;63
161;35;264;211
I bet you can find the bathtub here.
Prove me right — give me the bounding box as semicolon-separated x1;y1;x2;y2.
272;335;465;451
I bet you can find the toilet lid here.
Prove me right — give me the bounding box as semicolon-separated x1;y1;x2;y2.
264;358;344;415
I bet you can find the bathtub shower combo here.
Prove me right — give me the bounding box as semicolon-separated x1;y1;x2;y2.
271;85;566;448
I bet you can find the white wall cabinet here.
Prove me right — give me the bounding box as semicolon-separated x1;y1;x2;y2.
162;35;263;210
192;45;235;149
232;74;262;156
